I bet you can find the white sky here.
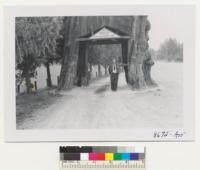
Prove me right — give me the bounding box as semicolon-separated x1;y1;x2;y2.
147;5;195;50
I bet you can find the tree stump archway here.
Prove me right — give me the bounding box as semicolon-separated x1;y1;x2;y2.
76;26;130;86
58;16;156;90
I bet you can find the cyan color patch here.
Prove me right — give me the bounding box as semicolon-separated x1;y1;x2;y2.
122;153;131;160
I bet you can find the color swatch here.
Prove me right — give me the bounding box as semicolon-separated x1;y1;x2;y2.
60;146;145;161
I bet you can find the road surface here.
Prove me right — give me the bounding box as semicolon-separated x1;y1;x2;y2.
18;62;182;129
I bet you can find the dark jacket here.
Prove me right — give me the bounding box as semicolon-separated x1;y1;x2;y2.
109;63;120;74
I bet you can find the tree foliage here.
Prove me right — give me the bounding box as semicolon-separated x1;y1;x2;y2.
16;17;63;91
157;38;183;62
88;45;121;66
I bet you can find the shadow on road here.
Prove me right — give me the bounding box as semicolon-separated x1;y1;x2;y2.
94;84;129;94
95;84;110;94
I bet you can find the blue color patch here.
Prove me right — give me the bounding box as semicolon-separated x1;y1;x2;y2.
122;153;131;160
130;153;139;160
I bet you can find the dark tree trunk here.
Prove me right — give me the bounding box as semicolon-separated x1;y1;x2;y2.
25;74;31;93
121;40;129;83
90;63;92;73
98;63;102;77
58;17;79;90
89;63;92;79
46;62;52;87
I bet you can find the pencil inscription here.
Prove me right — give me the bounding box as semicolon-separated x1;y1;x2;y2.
153;130;186;139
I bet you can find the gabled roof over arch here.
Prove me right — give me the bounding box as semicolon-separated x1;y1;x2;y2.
77;26;130;42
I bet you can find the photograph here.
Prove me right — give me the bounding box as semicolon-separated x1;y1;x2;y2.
15;15;183;129
4;5;195;141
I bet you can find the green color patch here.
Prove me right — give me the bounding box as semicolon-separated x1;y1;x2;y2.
114;153;122;160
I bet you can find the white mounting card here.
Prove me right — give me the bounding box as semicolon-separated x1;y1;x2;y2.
4;5;195;142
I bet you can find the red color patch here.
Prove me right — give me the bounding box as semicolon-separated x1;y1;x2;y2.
97;153;105;160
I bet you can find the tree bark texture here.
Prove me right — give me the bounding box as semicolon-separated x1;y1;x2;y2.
58;17;80;90
46;62;52;87
98;63;102;77
128;16;156;89
25;74;31;93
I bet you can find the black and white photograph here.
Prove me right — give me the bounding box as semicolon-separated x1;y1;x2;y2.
4;5;195;141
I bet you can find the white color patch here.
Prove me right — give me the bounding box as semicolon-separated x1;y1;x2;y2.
80;153;89;161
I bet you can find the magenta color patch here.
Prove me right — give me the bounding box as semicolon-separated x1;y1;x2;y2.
89;153;97;160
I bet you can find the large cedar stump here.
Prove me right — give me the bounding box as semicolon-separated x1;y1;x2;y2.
128;16;156;89
58;16;156;90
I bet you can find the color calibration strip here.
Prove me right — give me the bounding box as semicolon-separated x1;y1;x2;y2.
60;146;145;169
60;152;144;161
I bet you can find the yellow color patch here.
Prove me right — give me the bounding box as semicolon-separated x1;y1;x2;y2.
105;153;114;160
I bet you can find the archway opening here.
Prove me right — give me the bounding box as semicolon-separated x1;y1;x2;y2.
76;26;130;86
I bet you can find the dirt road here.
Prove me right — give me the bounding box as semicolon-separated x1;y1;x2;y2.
17;62;182;129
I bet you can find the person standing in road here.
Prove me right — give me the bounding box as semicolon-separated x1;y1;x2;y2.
109;58;120;91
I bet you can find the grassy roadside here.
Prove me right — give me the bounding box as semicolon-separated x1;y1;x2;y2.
16;87;62;128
